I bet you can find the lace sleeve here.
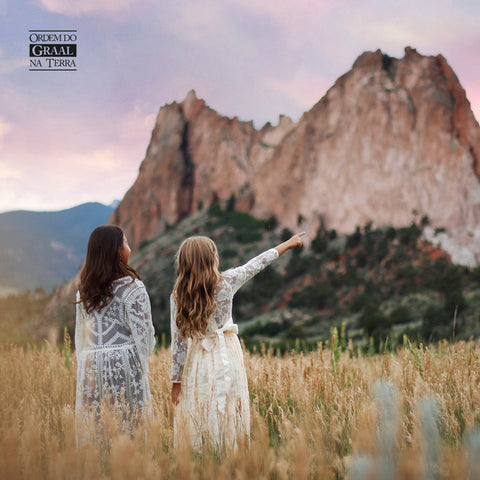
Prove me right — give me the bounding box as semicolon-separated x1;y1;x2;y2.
74;291;84;354
170;295;188;383
125;283;156;373
224;248;279;294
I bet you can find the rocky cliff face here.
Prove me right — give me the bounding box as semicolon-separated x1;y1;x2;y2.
111;47;480;265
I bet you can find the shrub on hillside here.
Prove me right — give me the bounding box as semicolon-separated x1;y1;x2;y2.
311;229;328;253
250;266;283;304
386;245;409;267
397;223;421;247
325;248;340;262
418;257;466;315
285;254;317;280
264;215;278;231
421;305;451;341
233;267;283;319
469;266;480;285
242;320;285;337
342;260;359;285
288;283;336;310
355;249;367;268
281;228;293;242
374;236;390;263
385;226;397;241
221;247;238;259
326;269;344;289
389;305;413;325
358;304;392;351
235;230;263;243
346;226;362;250
350;285;383;313
283;324;306;339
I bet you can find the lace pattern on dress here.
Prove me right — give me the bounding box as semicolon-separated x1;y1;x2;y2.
75;278;155;422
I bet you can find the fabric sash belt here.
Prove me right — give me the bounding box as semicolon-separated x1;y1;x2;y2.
81;341;136;352
201;318;238;414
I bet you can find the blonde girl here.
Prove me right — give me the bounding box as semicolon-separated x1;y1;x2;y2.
170;232;304;451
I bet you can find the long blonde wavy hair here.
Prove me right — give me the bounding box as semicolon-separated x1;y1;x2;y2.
173;236;220;339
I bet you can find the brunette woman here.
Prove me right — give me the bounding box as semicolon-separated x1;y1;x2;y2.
170;232;304;451
75;225;155;431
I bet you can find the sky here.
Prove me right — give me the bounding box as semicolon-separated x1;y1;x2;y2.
0;0;479;213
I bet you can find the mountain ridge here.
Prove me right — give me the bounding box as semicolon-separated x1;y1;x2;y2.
111;47;480;266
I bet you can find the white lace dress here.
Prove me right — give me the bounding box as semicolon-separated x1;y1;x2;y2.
171;248;279;451
75;277;155;428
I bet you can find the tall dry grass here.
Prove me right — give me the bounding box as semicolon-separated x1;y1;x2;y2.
1;338;480;479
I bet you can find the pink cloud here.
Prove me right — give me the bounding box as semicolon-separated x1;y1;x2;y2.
35;0;153;17
0;143;143;212
0;84;155;211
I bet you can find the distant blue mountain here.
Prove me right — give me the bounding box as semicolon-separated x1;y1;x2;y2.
0;202;114;291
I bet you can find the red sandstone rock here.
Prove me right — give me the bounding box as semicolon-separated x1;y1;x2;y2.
110;48;480;265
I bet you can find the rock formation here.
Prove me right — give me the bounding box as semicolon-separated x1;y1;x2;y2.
110;47;480;265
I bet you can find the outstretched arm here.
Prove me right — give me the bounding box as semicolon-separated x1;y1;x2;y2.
224;232;306;294
275;232;306;256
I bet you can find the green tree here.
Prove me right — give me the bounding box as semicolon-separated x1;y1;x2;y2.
346;226;362;250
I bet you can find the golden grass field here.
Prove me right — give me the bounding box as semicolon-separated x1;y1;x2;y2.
1;336;480;479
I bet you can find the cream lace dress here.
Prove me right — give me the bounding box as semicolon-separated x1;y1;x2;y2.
171;248;279;451
75;277;155;429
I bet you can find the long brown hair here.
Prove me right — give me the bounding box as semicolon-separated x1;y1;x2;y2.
78;225;140;313
173;236;220;339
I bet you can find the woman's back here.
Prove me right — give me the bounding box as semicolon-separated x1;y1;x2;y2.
76;277;142;350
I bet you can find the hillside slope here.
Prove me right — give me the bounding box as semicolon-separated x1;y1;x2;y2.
126;204;480;351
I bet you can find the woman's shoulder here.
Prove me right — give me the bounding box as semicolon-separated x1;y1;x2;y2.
127;277;146;292
116;277;147;300
220;267;233;278
218;270;235;285
216;273;233;293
